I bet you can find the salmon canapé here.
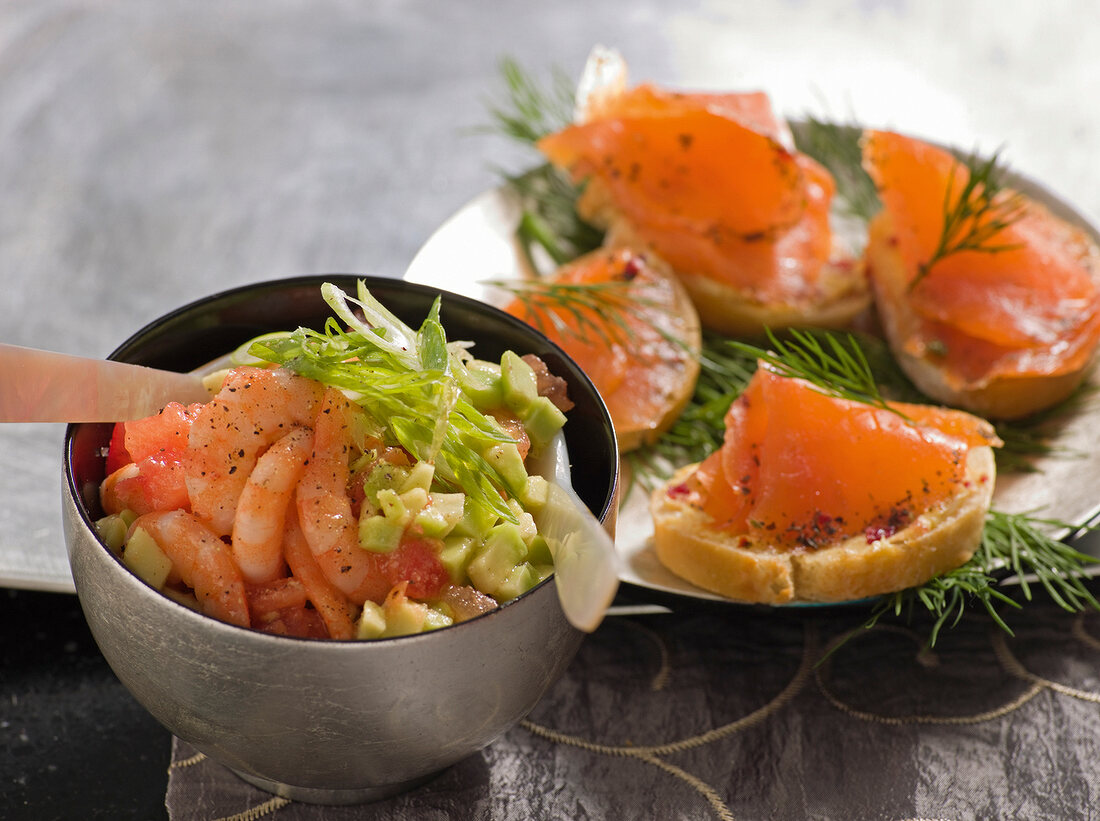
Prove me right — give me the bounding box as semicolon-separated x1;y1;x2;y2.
650;365;1000;603
685;366;998;548
863;130;1100;419
537;49;868;336
503;246;701;452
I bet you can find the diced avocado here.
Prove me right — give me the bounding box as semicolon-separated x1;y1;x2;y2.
358;513;404;554
400;461;434;494
504;500;538;545
422;606;454;632
484;442;529;490
95;514;128;555
362;463;411;512
375;488;410;525
414;493;466;539
455;360;504;409
519;474;549;511
493;562;540;603
357;601;387;639
467;522;527;598
382;596;428;638
439;535;478;584
399;486;429;517
500;350;538;412
525;534;554;565
520;395;567;449
122;527;173;590
119;509;139;529
450;494;500;540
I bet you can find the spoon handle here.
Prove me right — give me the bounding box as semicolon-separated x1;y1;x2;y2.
0;342;212;423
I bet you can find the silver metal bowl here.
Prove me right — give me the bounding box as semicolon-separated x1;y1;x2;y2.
62;274;619;805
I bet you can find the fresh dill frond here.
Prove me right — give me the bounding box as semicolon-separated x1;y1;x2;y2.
482;57;605;271
506;164;604;268
629;328;920;488
862;510;1099;648
487;278;658;349
731;328;898;414
910;148;1028;291
790;116;880;221
485;56;576;146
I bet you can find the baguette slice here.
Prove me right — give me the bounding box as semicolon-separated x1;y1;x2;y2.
538;47;870;338
651;444;995;604
863;130;1100;420
503;246;701;453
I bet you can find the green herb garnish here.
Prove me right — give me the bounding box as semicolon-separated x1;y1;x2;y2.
790;116;880;221
909;148;1028;291
484;57;604;271
732;327;899;414
247;281;523;525
863;510;1099;647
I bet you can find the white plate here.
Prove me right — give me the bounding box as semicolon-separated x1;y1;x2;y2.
405;176;1100;605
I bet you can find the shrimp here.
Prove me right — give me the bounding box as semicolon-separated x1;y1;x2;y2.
130;510;250;627
296;388;388;604
186;367;324;536
230;426;314;584
282;507;358;640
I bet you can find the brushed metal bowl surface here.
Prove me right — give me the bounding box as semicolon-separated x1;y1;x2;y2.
62;274;619;804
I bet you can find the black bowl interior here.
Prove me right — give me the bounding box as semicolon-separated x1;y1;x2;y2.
66;274;618;529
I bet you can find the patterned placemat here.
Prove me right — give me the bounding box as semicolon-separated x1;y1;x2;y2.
164;588;1100;820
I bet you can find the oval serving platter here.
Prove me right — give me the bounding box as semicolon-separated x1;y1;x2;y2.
405;149;1100;606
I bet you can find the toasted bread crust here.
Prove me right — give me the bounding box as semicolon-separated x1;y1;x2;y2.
650;446;995;604
582;184;870;337
867;212;1098;420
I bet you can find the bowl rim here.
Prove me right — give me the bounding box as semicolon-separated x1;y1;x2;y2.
63;273;619;646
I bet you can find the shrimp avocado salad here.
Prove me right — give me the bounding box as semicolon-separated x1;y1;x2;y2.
94;281;573;640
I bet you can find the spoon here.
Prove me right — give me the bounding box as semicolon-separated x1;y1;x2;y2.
0;342;212;423
527;433;621;632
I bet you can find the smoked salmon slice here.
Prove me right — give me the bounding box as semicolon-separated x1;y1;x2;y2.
863;130;1100;418
685;365;999;548
536;48;868;336
503;246;701;452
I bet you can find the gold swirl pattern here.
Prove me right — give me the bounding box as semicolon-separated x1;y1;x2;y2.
165;604;1100;820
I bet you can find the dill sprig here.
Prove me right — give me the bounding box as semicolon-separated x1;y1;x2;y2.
909;148;1028;291
484;57;604;271
487;278;664;349
505;165;604;268
628;328;916;488
790;116;880;221
485;56;576;146
731;328;898;414
863;510;1099;647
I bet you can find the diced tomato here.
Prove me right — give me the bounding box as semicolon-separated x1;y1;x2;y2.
381;537;449;600
105;422;132;475
123;402;204;461
253;603;329;639
102;402;205;515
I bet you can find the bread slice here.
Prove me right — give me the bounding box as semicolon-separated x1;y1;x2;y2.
650;445;995;604
586;187;871;339
866;211;1098;420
